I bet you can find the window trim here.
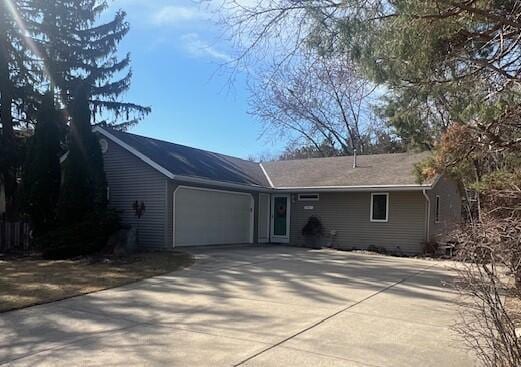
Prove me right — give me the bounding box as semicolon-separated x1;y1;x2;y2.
370;193;389;223
435;195;441;223
298;193;320;201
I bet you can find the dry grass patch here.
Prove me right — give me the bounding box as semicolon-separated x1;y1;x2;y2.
0;251;193;312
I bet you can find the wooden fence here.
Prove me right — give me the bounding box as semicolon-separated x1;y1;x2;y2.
0;221;31;252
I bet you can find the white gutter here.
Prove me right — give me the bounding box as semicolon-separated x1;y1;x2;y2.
173;175;270;192
94;126;436;194
95;127;271;192
275;184;432;192
422;189;431;242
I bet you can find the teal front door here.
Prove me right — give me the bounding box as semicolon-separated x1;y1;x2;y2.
271;194;290;243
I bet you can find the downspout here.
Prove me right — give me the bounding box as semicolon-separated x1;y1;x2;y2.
422;189;431;242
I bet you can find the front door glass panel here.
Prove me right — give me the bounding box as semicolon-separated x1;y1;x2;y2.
273;196;287;236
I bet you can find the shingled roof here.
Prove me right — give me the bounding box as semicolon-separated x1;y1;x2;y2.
261;152;431;189
97;127;431;190
98;127;270;187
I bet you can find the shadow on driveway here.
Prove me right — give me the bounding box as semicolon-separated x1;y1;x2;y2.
0;245;475;367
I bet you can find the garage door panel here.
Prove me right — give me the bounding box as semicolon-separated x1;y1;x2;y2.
174;187;253;246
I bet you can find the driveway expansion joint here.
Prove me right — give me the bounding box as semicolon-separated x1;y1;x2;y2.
232;263;435;366
2;248;473;367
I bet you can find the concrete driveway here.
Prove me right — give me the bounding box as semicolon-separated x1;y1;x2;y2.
0;246;476;366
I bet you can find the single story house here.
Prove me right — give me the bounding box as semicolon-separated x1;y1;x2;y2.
95;126;461;254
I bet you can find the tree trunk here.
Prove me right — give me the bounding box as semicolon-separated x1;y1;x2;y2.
0;28;18;221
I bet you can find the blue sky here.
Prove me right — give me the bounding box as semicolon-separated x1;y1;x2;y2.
109;0;284;159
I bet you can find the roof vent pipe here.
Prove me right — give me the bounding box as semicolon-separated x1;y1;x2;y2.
353;149;357;168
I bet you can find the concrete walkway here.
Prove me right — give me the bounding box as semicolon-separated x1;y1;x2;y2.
0;246;476;366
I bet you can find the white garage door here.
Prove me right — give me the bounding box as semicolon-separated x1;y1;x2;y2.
174;186;254;246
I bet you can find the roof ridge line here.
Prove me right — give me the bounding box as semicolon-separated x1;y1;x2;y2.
264;151;426;164
259;163;274;188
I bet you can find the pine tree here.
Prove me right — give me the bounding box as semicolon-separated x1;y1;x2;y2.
0;0;39;220
57;82;107;224
23;92;61;234
30;0;150;128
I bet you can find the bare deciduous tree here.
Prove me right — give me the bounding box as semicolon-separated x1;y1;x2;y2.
215;0;339;70
218;0;521;151
250;54;388;156
452;190;521;367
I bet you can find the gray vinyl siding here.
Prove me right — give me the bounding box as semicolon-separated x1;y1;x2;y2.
102;138;169;249
166;180;261;247
290;191;427;254
101;134;460;253
428;176;462;241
